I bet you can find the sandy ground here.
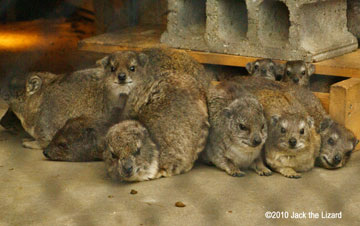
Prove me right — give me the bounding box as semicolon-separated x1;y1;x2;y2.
0;19;359;226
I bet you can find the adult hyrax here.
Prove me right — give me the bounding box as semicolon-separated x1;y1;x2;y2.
282;60;315;88
104;120;160;182
202;81;270;177
43;116;109;162
0;68;123;149
97;48;209;179
235;76;358;169
249;88;321;178
246;59;283;81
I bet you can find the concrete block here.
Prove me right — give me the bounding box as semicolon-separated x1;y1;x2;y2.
161;0;358;62
347;0;360;41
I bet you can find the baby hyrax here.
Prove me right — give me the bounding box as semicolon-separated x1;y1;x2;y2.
104;120;160;182
43;116;109;162
282;60;315;88
202;82;270;177
265;114;320;179
246;59;283;81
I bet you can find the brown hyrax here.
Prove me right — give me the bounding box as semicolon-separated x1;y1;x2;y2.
0;68;124;149
97;48;209;179
246;59;283;81
265;114;320;178
43;116;109;162
282;60;315;88
202;81;270;177
235;76;358;170
104;120;160;182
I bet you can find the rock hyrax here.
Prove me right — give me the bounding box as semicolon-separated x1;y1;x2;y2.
246;59;283;81
282;60;315;88
104;120;160;182
43;116;109;162
265;113;320;178
98;48;209;179
202;81;270;177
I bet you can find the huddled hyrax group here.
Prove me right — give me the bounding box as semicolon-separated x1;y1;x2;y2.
0;47;358;181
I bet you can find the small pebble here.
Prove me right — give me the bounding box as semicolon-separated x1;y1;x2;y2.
8;168;14;171
130;189;138;195
228;210;233;213
108;195;114;198
175;201;186;208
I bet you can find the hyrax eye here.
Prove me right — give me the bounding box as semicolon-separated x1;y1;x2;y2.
286;71;291;76
254;65;259;70
328;138;335;145
110;66;116;72
129;66;136;72
239;124;247;131
58;142;68;149
269;65;274;70
134;148;141;156
300;128;305;135
111;152;117;159
301;71;306;75
281;127;286;133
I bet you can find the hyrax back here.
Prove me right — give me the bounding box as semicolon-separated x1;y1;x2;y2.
98;49;209;179
282;61;315;88
104;120;160;182
43;116;109;162
246;59;283;81
203;81;269;177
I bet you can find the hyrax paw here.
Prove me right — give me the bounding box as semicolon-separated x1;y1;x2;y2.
280;169;301;179
257;168;272;176
227;169;246;177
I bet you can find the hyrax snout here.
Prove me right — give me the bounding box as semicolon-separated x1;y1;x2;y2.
104;120;160;182
282;61;315;88
246;59;283;81
202;82;271;177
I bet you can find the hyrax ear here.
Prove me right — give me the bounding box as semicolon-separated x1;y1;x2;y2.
270;115;280;126
245;62;254;74
26;75;42;95
275;64;285;81
318;117;333;133
137;53;148;67
307;116;314;128
306;63;315;76
96;55;110;68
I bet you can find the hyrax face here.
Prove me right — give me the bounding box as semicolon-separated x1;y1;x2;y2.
246;59;283;81
224;98;267;150
43;117;102;162
97;51;149;102
269;114;314;151
317;119;358;169
282;61;315;87
104;120;159;182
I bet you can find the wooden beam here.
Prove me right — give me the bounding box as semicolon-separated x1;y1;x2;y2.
329;78;360;149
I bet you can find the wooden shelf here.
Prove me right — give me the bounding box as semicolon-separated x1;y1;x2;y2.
78;25;360;78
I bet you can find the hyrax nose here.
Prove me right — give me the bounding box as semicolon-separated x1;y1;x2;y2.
123;165;133;176
293;77;299;83
118;73;127;82
289;138;297;147
333;154;342;165
252;137;262;147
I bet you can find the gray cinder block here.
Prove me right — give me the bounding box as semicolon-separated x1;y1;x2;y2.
161;0;358;62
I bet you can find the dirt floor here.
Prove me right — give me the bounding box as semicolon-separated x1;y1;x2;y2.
0;19;360;226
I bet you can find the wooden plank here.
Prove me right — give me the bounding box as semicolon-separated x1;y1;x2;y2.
329;78;360;149
78;25;360;78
